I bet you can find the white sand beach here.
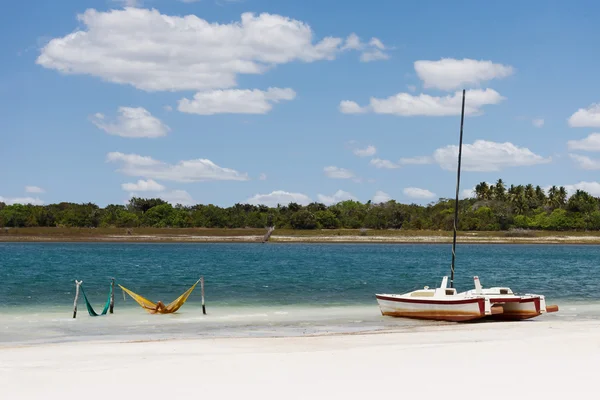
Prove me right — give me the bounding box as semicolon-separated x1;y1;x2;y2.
1;318;597;400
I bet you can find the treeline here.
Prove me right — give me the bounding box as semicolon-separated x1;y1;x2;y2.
1;180;600;231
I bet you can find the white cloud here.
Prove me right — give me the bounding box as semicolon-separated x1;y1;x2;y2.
121;179;166;192
0;196;44;205
369;158;400;169
107;152;249;182
91;107;170;138
360;49;390;63
407;85;417;92
178;88;295;115
353;145;376;157
339;100;367;114
340;88;504;117
164;105;173;112
342;34;390;63
246;190;312;207
461;188;476;199
563;181;600;197
432;140;551;172
568;103;600;127
317;190;357;205
372;190;391;203
403;187;436;199
25;186;45;193
37;9;369;92
399;156;433;165
569;154;600;170
259;173;267;181
159;190;195;205
567;133;600;151
532;118;544;128
324;166;355;179
414;58;514;91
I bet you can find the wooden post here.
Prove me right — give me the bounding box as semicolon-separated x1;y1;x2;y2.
109;278;115;314
73;280;82;318
201;276;206;315
262;226;275;243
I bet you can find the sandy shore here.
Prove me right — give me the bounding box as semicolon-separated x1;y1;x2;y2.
1;319;597;399
3;233;600;244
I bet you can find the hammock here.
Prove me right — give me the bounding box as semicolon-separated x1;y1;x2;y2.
80;283;112;317
118;278;201;314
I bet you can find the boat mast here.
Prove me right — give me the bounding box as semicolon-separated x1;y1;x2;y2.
450;89;466;289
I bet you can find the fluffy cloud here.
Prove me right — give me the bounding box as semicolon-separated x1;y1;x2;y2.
324;166;355;179
563;181;600;197
568;103;600;127
569;154;600;170
91;107;170;138
158;190;195;205
372;190;391;203
353;145;376;157
369;158;400;169
414;58;514;91
432;140;551;172
340;89;504;117
25;186;45;193
37;8;371;92
339;100;367;114
399;156;433;165
342;34;390;63
106;152;249;182
0;196;44;205
567;133;600;151
403;187;436;199
121;179;166;192
178;88;296;115
246;190;312;207
317;190;356;205
532;118;545;128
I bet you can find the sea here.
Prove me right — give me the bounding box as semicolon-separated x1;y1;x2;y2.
1;242;599;346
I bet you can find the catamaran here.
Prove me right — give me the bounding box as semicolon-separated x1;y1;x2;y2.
375;89;559;322
460;276;559;320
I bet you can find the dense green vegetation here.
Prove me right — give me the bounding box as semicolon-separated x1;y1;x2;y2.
1;180;599;231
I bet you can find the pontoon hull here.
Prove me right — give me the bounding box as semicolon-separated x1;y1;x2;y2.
486;297;559;321
375;295;491;322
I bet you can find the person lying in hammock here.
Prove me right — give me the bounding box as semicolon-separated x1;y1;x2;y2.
149;300;167;314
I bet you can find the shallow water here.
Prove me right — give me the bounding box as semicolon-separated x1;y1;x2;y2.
1;242;598;345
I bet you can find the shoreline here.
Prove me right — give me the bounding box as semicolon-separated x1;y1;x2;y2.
3;227;600;244
2;234;600;245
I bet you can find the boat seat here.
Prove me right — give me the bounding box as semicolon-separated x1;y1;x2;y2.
410;291;435;297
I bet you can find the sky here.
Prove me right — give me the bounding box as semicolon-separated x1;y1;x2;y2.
2;0;600;208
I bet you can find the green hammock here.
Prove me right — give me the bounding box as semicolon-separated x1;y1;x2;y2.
80;283;112;317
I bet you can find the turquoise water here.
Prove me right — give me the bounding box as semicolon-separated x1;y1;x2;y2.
0;242;599;345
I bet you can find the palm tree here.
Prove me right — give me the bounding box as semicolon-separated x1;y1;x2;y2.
535;185;546;207
494;179;506;201
558;186;568;206
474;182;490;200
547;186;559;209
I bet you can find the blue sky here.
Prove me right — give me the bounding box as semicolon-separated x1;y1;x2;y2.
2;0;600;207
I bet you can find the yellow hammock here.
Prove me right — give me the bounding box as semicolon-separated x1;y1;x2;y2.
118;278;201;314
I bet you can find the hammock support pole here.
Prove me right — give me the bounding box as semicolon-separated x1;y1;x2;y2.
201;276;206;315
109;278;115;314
73;280;82;318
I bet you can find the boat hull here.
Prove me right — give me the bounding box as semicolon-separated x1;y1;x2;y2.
375;295;488;322
486;297;541;320
486;296;559;321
